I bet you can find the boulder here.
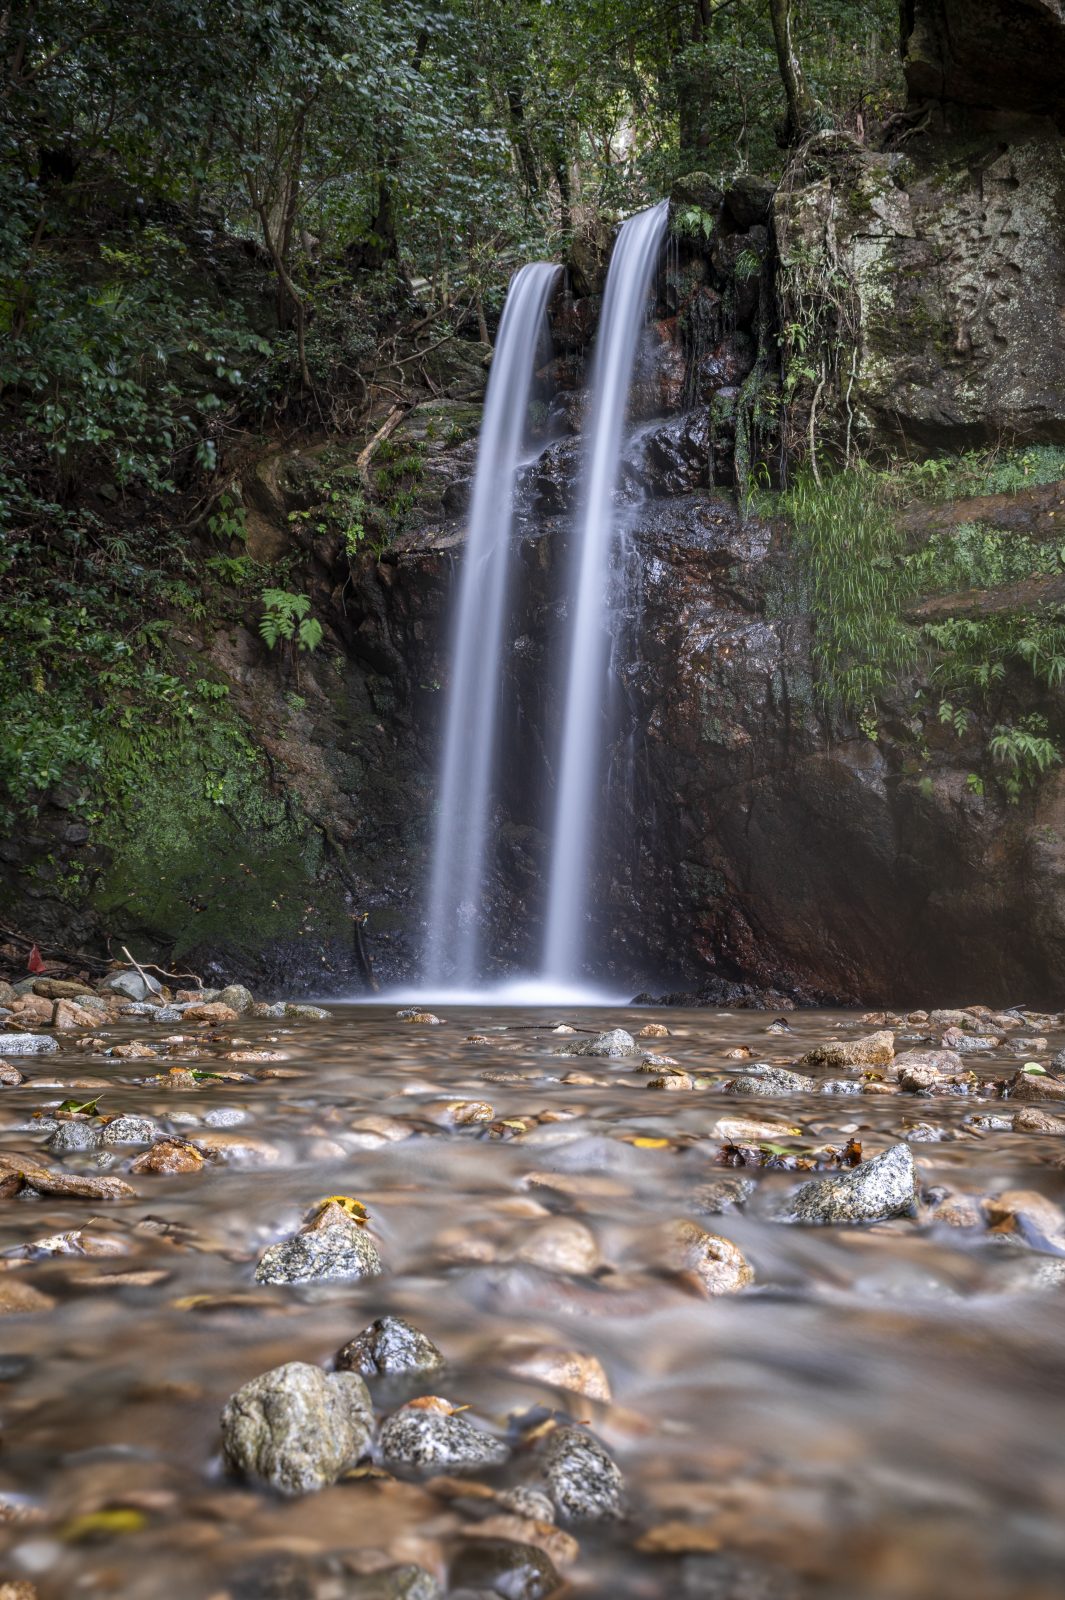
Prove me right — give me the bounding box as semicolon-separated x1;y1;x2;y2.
220;1361;373;1495
556;1029;637;1059
799;1031;894;1069
99;969;159;1001
775;1143;918;1225
217;984;254;1014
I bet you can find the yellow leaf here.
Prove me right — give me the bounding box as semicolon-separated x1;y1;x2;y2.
314;1195;370;1224
63;1509;147;1542
629;1136;671;1149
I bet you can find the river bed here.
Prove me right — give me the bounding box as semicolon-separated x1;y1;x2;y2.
1;1002;1064;1599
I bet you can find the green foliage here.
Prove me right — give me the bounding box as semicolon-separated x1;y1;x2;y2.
989;716;1062;801
909;522;1065;594
259;589;323;653
675;206;717;241
763;463;916;711
767;450;1065;798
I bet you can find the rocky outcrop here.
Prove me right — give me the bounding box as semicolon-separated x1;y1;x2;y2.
774;127;1065;448
901;1;1065;122
772;1;1065;451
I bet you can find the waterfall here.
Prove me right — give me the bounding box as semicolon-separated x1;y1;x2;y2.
424;262;559;987
541;200;670;983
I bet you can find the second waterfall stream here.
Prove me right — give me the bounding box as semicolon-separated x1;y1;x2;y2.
542;199;670;984
424;202;669;993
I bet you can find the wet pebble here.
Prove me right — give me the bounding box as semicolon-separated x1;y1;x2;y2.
0;1034;58;1056
724;1068;814;1097
346;1568;441;1600
503;1344;611;1401
100;1115;160;1146
556;1029;637;1059
449;1539;560;1600
255;1202;383;1285
514;1217;600;1276
984;1189;1065;1251
692;1175;756;1215
47;1120;100;1154
536;1423;623;1521
1014;1105;1065;1133
335;1315;445;1378
130;1139;205;1175
379;1401;509;1477
661;1219;754;1295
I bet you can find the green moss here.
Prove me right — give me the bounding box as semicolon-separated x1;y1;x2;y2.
89;711;347;963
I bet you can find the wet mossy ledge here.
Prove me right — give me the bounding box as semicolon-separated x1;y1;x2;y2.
4;698;356;994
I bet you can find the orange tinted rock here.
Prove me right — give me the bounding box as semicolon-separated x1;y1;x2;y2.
183;1002;239;1023
131;1140;205;1175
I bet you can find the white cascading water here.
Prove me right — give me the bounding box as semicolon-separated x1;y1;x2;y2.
541;200;670;984
424;262;559;987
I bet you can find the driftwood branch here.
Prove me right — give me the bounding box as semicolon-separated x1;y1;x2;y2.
356;405;406;486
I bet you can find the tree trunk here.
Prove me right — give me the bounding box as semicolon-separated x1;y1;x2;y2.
506;79;539;195
769;0;819;143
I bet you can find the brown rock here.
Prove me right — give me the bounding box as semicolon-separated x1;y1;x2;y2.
930;1192;984;1229
183;1002;239;1023
10;995;53;1022
192;1132;280;1165
800;1030;895;1069
32;978;95;1000
426;1100;494;1126
0;1150;133;1200
984;1189;1065;1249
1014;1105;1065;1133
0;1061;26;1086
0;1276;57;1315
524;1171;628;1199
637;1023;670;1038
52;999;103;1030
131;1140;205;1175
504;1345;611;1401
464;1514;579;1568
1002;1069;1065;1102
661;1219;754;1295
636;1521;721;1555
514;1218;600;1276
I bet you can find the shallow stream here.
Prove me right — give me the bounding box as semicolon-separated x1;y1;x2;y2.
2;1003;1064;1599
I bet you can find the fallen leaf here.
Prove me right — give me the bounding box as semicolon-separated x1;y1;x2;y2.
635;1521;721;1554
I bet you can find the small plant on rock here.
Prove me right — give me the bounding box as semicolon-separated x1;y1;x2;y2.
259;589;323;686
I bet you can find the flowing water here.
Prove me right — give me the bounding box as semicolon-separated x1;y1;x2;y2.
3;1002;1065;1598
425;262;559;988
542;201;670;985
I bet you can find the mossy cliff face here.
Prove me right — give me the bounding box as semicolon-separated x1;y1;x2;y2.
774;0;1065;453
774;126;1065;450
